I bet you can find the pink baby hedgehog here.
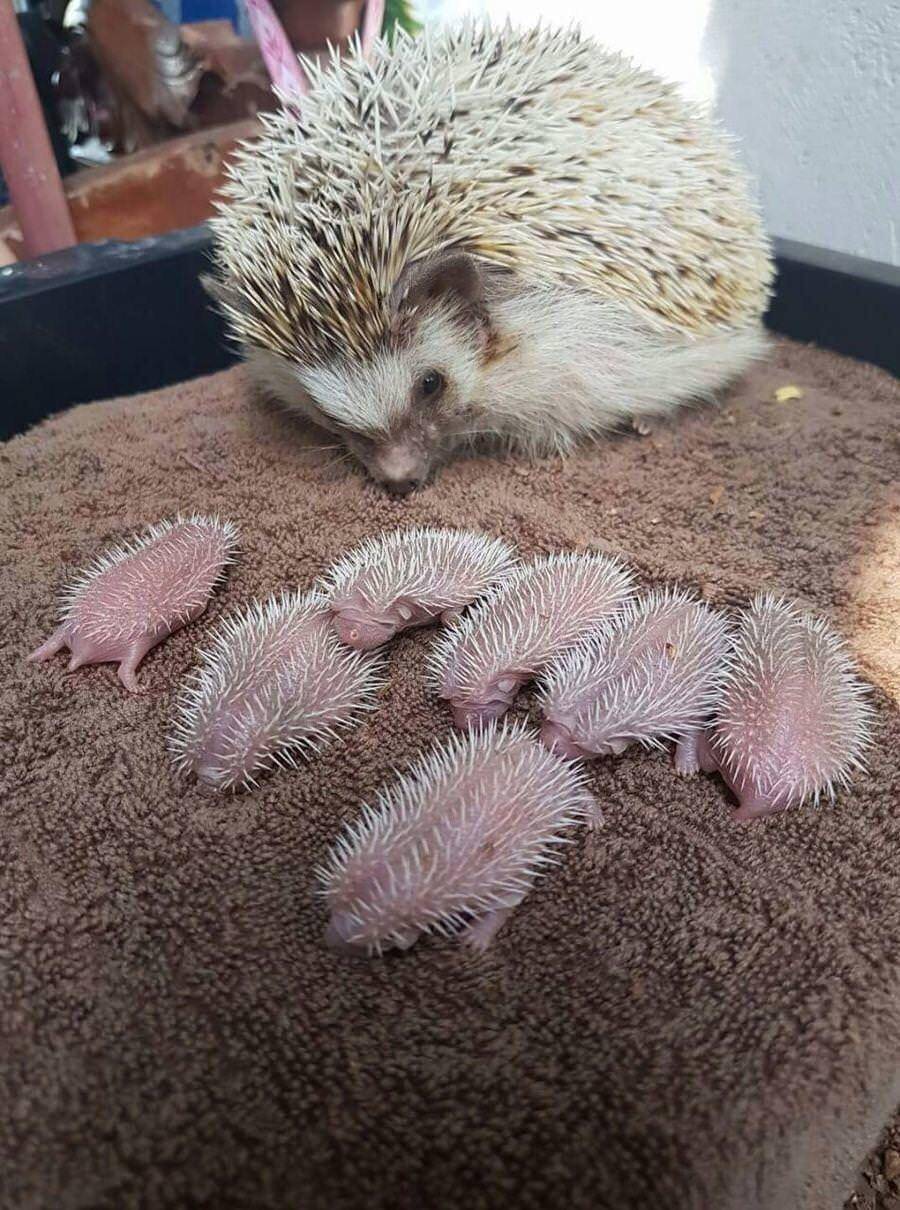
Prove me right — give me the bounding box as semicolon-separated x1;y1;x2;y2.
318;720;601;956
428;552;635;729
169;590;382;790
321;526;517;650
538;588;731;768
695;594;873;821
27;514;238;691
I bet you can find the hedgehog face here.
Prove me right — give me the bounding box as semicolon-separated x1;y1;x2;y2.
339;326;486;493
307;253;494;493
236;252;492;494
325;909;421;956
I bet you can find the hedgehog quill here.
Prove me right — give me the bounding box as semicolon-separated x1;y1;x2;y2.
208;21;773;494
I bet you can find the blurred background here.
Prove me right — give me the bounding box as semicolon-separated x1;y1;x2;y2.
1;0;896;267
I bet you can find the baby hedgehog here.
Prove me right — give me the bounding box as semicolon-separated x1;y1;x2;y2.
538;588;731;766
208;21;773;494
321;526;517;649
170;590;381;790
696;595;873;821
28;515;238;691
318;720;600;956
430;551;635;729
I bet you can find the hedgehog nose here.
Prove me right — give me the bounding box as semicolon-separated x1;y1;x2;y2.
384;476;421;497
371;442;427;495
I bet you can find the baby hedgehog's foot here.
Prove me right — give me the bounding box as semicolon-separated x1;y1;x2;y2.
732;792;789;823
27;629;69;666
460;907;516;953
674;729;704;776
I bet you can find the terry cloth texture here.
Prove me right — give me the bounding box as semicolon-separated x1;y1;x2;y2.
2;337;898;1210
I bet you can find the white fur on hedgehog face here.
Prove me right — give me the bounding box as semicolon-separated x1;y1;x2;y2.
251;306;485;491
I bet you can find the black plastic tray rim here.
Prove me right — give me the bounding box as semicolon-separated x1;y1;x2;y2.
0;225;897;441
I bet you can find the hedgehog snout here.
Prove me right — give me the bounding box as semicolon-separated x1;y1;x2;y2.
331;610;396;651
192;718;240;789
384;475;423;497
539;720;591;760
367;440;430;496
325;911;421;956
324;913;370;955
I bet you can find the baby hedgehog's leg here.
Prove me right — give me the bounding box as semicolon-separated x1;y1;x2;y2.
674;729;703;776
459;906;517;953
27;629;69;665
116;634;160;693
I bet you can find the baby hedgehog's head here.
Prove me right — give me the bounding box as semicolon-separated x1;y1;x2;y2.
207;245;496;495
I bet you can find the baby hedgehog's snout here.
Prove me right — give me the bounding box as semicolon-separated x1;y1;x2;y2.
540;719;595;759
331;611;397;650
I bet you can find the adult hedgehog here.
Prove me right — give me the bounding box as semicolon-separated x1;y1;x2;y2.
209;21;773;494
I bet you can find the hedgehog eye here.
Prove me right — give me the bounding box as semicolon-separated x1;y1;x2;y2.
419;370;445;399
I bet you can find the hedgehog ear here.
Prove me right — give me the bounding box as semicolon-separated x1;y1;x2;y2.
390;250;487;325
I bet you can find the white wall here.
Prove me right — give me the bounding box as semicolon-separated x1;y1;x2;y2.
705;0;898;266
417;0;900;266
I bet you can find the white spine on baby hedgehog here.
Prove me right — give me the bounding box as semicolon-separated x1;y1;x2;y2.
208;20;773;493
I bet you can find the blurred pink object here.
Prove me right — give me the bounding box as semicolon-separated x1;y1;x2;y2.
359;0;385;52
243;0;309;100
244;0;384;102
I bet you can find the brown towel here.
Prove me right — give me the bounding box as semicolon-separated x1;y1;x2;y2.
2;336;898;1210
